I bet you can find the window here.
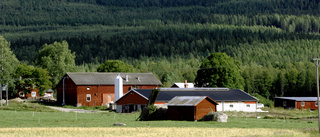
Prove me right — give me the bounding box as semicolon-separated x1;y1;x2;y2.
19;92;24;97
31;92;36;97
246;104;250;108
316;101;318;106
87;87;90;90
229;104;233;108
283;101;287;107
301;101;305;106
86;94;91;102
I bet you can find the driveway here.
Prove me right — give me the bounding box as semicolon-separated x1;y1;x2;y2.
46;106;102;113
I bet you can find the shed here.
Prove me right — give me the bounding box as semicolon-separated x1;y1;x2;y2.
274;97;319;110
167;96;218;121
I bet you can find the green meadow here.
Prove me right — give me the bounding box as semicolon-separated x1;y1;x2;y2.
0;101;319;136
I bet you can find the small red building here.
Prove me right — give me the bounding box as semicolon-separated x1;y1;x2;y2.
274;97;319;110
17;89;40;99
56;72;162;107
167;96;218;121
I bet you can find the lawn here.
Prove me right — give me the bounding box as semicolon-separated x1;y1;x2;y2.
0;101;319;136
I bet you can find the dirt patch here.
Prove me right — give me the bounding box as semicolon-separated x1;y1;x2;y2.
46;106;103;113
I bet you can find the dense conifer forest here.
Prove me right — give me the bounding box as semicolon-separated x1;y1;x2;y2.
1;0;320;99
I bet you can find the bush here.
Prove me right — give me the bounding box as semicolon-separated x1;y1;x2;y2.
137;105;167;121
251;93;274;108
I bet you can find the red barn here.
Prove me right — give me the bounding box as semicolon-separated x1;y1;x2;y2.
56;72;162;107
167;96;218;121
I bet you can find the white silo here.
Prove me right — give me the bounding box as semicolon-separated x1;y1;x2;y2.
115;73;123;102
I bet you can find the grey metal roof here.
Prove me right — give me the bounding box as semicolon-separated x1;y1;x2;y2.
66;72;162;85
135;88;258;102
167;96;207;106
274;97;319;101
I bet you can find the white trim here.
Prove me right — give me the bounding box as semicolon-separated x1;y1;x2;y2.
115;89;149;103
86;94;91;102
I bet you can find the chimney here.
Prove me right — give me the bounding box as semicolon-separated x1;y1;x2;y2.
184;80;188;88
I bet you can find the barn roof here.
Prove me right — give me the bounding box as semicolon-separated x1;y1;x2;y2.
167;96;218;106
134;88;258;102
65;72;162;85
274;97;319;101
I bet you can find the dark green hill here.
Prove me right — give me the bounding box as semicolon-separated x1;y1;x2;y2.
1;0;320;99
0;0;320;64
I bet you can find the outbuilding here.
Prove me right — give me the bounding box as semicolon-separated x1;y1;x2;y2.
274;97;319;110
115;88;258;113
167;96;218;121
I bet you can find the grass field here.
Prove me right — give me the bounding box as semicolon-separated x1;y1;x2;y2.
0;101;319;136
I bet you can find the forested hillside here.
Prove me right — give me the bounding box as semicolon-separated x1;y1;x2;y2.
1;0;320;99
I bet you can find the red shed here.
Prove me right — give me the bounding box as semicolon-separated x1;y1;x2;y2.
167;96;218;121
274;97;319;110
56;72;162;107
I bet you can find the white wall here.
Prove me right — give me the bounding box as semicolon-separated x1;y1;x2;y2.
216;101;257;112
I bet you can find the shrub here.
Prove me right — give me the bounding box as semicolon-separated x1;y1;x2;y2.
251;93;274;108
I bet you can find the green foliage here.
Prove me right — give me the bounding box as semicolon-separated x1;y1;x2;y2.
195;53;244;89
0;36;19;91
251;93;274;108
97;60;134;72
137;105;167;121
2;0;320;99
36;41;76;88
147;88;160;106
14;64;52;95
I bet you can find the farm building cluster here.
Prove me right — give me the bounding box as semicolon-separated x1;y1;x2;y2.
4;71;319;119
52;72;263;120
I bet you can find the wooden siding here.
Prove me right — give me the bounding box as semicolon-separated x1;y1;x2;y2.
195;98;217;120
168;97;217;121
116;91;148;105
296;101;318;110
17;89;40;99
244;101;257;104
56;77;159;107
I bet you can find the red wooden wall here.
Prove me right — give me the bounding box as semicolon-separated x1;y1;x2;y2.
57;77;159;107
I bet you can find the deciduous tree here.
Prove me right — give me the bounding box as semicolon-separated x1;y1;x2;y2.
97;60;134;72
0;36;19;93
195;52;244;89
36;41;76;87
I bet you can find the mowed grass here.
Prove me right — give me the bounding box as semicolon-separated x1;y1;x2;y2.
0;101;319;136
0;110;317;129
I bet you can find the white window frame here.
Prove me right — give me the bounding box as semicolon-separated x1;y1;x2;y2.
31;91;36;98
87;87;90;90
19;92;25;97
301;101;305;106
229;104;233;108
86;94;91;102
